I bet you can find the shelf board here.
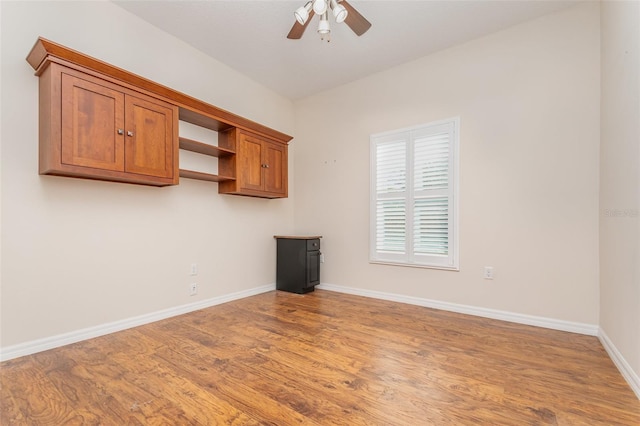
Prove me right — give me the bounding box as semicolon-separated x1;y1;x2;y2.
179;137;235;157
179;169;235;183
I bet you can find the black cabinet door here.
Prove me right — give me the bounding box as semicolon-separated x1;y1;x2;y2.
307;251;321;287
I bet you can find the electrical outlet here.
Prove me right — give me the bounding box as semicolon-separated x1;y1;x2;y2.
483;267;494;280
189;283;198;296
190;263;198;276
320;254;325;263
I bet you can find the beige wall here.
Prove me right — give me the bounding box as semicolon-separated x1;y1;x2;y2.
293;3;601;324
0;1;295;348
600;0;640;382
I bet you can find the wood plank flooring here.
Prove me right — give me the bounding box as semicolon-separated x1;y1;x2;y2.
1;289;639;425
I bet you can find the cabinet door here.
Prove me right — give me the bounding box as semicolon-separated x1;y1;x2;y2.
218;129;289;198
264;141;287;195
61;72;125;171
238;132;265;191
307;251;321;287
124;95;175;179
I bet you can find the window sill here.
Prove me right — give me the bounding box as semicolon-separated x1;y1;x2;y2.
369;260;460;271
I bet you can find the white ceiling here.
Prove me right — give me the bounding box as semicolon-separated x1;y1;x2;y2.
113;0;580;100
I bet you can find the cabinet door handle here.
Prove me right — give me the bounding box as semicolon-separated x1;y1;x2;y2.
117;129;124;135
127;131;134;137
265;164;270;168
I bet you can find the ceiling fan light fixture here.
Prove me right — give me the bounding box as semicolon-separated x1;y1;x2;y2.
294;1;313;25
330;0;348;23
318;13;330;35
287;0;371;40
312;0;328;15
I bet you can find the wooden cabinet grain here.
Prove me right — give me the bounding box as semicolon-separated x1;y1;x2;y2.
41;64;178;186
218;129;288;198
28;37;292;195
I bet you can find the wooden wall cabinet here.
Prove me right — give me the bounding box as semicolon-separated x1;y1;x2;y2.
27;37;292;195
41;63;178;186
218;129;288;198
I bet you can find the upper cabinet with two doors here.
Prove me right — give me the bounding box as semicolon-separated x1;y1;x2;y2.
40;63;177;186
26;37;292;197
219;129;287;198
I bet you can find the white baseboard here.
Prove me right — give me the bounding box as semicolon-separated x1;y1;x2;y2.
0;284;276;362
599;328;640;399
316;283;599;336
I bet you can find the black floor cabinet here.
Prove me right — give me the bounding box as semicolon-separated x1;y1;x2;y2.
275;236;321;294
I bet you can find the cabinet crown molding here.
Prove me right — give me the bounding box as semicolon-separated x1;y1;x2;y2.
26;37;293;145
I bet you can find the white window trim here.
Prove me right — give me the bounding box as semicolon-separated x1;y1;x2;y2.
369;117;460;271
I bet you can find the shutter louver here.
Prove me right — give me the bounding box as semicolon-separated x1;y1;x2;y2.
376;140;406;194
414;197;449;255
414;133;449;191
413;131;450;257
376;199;406;253
375;139;407;254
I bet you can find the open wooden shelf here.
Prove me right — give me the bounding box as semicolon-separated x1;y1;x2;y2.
179;137;235;157
179;169;235;183
179;137;235;184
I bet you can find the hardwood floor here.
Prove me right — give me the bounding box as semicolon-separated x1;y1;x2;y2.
1;290;639;425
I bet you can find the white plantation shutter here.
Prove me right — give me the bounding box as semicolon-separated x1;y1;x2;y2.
376;139;406;193
413;131;449;191
370;118;459;269
374;137;408;260
376;199;405;254
413;197;449;256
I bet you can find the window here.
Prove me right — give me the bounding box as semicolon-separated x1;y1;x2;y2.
370;118;459;270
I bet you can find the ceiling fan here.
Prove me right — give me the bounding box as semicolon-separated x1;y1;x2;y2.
287;0;372;41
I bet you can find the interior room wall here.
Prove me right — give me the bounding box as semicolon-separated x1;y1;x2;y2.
293;3;601;325
599;0;640;391
0;0;295;350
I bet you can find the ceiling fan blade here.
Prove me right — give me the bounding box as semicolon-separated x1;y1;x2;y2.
287;10;316;39
340;0;372;36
